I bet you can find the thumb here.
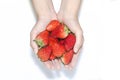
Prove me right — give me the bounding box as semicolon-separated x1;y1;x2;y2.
30;31;39;54
74;33;83;53
31;41;38;54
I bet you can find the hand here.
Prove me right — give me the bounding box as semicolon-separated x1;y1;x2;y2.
57;13;84;70
31;0;83;70
31;0;62;70
30;16;61;70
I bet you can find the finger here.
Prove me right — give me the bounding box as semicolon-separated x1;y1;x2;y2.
44;61;53;69
65;64;73;70
74;32;83;53
64;55;76;70
31;41;38;54
70;54;78;69
64;54;78;70
64;65;71;70
30;25;41;53
65;65;69;69
69;46;82;69
54;59;61;70
50;61;55;70
51;60;56;70
65;43;83;70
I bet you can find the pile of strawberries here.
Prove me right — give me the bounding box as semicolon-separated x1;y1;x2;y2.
34;20;76;65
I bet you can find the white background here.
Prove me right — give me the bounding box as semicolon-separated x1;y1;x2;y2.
0;0;120;80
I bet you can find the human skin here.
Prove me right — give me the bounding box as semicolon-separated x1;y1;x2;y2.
58;0;84;70
30;0;84;70
30;0;61;70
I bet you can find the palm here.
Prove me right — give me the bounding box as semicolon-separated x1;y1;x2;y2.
30;17;61;69
58;17;84;69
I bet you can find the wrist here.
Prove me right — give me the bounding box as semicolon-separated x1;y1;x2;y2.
58;11;78;22
37;12;57;21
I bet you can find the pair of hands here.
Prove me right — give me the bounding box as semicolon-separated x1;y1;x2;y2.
30;12;84;70
30;0;83;70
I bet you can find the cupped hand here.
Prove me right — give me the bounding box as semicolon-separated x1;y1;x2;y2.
57;14;84;70
30;16;61;70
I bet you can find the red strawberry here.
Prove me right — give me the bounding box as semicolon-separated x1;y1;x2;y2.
46;20;60;31
59;39;65;45
52;43;65;57
49;37;59;46
51;24;70;39
49;53;56;60
61;50;74;65
34;30;49;47
64;33;76;51
37;46;52;62
49;37;65;57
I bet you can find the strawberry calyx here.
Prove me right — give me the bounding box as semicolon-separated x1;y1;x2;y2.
34;39;44;47
64;25;71;34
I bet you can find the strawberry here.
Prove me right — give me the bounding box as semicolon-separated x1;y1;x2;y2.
61;50;74;65
49;37;65;57
51;24;70;39
34;30;49;47
52;43;65;57
46;20;60;31
49;37;58;46
64;33;76;51
49;53;56;60
37;46;52;62
59;39;65;45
